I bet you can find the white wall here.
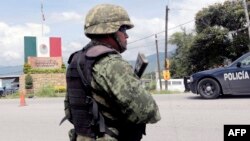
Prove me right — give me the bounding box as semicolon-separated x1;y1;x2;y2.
0;79;2;87
156;79;185;92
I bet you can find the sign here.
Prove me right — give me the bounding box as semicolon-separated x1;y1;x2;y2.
163;70;170;80
224;71;250;81
224;125;250;141
28;57;62;69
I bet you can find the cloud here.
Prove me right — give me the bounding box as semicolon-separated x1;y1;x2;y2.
67;41;83;50
0;0;227;66
49;11;83;23
0;22;50;66
62;41;83;61
0;20;86;66
3;51;20;60
123;0;227;60
123;16;175;60
168;0;226;28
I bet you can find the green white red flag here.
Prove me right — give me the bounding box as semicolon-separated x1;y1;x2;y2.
24;36;62;62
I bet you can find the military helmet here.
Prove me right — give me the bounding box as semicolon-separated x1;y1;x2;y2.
84;4;134;36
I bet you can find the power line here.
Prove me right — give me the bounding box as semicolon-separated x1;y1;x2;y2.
128;39;165;50
170;8;200;11
128;31;164;45
128;19;194;45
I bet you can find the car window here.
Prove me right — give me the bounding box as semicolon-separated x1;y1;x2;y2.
241;56;250;67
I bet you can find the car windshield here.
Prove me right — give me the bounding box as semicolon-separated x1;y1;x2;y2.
227;52;250;67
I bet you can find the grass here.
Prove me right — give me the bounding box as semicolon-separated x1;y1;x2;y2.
0;85;66;99
0;92;66;99
29;85;66;98
0;92;20;99
0;86;182;99
150;90;183;94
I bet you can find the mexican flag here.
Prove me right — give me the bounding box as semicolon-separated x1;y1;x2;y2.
24;36;62;62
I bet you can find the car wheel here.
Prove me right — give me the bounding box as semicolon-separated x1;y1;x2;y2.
197;78;220;99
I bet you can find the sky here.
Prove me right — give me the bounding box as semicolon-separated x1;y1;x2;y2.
0;0;227;66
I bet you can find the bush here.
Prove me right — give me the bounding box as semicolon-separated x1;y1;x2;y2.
1;92;19;99
25;74;33;89
23;63;66;74
23;63;31;74
145;81;156;91
29;68;66;74
36;85;57;97
61;63;66;69
54;85;66;93
35;85;66;97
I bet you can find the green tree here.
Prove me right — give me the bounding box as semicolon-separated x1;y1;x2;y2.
25;74;33;89
189;27;230;72
169;29;194;78
190;0;249;72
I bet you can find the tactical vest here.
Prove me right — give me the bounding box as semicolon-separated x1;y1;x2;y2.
65;45;117;138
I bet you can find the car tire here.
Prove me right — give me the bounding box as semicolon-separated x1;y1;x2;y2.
197;78;220;99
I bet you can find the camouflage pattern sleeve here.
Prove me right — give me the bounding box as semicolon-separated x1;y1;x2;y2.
92;54;161;124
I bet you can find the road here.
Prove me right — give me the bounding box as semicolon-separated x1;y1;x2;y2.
0;93;250;141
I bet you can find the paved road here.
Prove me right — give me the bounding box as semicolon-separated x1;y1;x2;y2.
0;93;250;141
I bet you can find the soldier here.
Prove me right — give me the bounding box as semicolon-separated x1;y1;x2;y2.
64;4;161;141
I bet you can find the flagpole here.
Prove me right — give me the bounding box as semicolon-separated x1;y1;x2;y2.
41;0;44;37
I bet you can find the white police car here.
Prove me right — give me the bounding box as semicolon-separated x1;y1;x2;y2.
189;52;250;99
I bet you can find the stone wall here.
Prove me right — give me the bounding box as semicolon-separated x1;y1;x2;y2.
19;73;66;93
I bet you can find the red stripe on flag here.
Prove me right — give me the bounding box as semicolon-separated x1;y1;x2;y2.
50;37;62;57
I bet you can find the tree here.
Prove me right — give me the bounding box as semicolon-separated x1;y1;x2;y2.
191;0;249;72
169;29;194;78
189;27;230;72
169;0;250;75
25;74;33;89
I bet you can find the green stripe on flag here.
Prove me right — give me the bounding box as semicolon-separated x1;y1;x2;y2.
24;36;37;63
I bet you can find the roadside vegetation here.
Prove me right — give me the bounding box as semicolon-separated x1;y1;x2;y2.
150;90;182;94
0;85;66;99
168;0;250;78
0;83;180;99
142;80;182;94
23;63;66;74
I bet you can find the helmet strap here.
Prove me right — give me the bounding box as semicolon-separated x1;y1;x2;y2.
114;33;126;53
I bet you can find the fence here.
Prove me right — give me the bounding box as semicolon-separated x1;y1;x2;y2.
156;79;185;92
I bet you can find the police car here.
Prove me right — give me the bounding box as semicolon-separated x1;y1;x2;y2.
189;52;250;99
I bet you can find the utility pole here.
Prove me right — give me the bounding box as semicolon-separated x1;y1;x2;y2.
243;0;250;50
155;34;162;90
165;5;169;90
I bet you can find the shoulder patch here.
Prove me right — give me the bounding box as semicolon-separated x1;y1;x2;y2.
86;45;117;58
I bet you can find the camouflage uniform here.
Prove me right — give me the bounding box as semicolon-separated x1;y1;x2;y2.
92;50;161;124
75;42;161;140
68;4;161;141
